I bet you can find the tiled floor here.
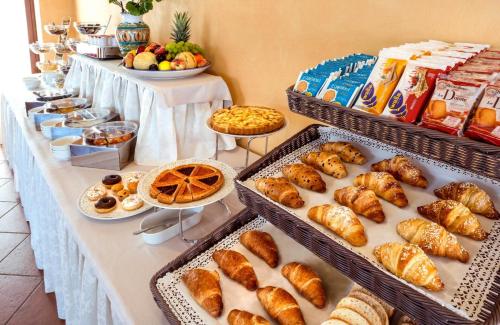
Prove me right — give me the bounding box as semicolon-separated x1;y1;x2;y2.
0;147;64;324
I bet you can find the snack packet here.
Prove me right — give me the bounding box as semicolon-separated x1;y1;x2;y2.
465;84;500;146
420;76;486;135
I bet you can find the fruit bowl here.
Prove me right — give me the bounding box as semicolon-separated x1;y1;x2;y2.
121;64;210;80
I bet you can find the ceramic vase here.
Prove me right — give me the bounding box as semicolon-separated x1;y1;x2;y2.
115;13;150;56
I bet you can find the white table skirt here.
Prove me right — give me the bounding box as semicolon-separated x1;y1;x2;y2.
65;55;236;166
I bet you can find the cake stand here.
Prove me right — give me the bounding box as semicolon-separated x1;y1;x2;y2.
137;158;237;244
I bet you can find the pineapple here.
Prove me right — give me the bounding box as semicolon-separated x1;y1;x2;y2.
170;11;191;43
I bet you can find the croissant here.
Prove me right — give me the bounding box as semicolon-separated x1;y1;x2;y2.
240;230;279;268
371;155;428;188
228;309;270;325
334;185;385;223
434;182;499;219
417;200;488;241
373;242;444;291
307;204;367;246
353;172;408;207
212;249;258;290
255;177;304;208
281;262;326;308
320;141;366;165
397;218;469;263
301;151;347;178
257;286;305;325
282;163;326;193
181;268;223;317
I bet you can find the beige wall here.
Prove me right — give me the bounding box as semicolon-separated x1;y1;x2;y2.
37;0;77;42
68;0;500;154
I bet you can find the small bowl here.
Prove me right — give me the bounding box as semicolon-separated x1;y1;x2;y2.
22;77;40;90
40;118;65;139
49;136;81;161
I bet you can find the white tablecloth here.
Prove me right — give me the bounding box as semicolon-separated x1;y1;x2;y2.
64;55;236;166
0;87;257;324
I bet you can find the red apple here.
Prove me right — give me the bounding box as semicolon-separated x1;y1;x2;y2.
136;45;146;54
154;46;166;55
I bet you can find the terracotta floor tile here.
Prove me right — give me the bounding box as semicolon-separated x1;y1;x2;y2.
0;201;16;217
0;180;19;202
0;205;29;233
0;236;40;277
0;233;27;261
0;161;12;179
0;274;41;324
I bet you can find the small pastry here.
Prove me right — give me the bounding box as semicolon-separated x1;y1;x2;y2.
257;286;305;325
116;189;130;201
102;174;122;189
240;230;279;268
111;182;124;193
126;175;141;194
122;195;144;211
86;185;106;201
282;163;326;193
228;309;270;325
371;155;428;188
281;262;326;308
255;177;304;208
94;196;117;214
182;268;223;317
320;141;366;165
212;249;258;290
354;172;408;207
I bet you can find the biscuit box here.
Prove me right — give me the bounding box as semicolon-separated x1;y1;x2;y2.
420;77;486;136
465;84;500;146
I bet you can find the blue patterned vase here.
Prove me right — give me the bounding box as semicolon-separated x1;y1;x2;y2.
115;14;150;56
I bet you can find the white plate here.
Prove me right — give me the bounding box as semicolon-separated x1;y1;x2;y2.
121;64;210;80
78;171;153;220
206;118;287;138
137;158;236;210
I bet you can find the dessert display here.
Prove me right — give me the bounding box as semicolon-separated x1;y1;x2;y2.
307;204;367;247
417;200;488;240
149;163;224;204
333;185;385;223
94;196;117;213
371;155;428;188
397;218;470;263
82;121;137;146
227;309;270;325
255;177;304;208
181;268;223;317
319;142;367;165
282;163;326;193
209;106;285;135
212;249;258;291
257;286;306;325
281;262;326;309
301;151;347;178
353;172;408;207
434;182;499;219
373;242;445;291
240;230;280;268
74;22;106;35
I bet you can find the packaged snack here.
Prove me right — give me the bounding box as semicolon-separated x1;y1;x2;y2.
465;84;500;146
420;77;486;135
382;61;445;123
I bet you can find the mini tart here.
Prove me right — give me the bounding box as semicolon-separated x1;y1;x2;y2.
111;183;124;193
209;106;285;135
122;195;144;211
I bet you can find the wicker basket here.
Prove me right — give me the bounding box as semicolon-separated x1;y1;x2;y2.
286;86;500;181
235;124;499;325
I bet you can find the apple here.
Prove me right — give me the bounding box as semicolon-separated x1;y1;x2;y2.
175;52;197;69
154;46;166;55
171;59;186;70
144;42;161;53
136;45;146;54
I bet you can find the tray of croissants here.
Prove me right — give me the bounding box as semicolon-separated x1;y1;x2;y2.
150;209;409;325
235;124;500;324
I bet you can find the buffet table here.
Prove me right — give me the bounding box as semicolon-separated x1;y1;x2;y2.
64;54;236;166
0;86;258;324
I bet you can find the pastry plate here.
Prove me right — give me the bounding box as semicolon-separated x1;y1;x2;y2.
205;118;287;138
121;64;210;80
78;171;153;220
151;209;356;325
137;158;237;210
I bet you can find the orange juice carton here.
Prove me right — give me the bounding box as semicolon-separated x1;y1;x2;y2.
465;84;500;146
420;76;486;135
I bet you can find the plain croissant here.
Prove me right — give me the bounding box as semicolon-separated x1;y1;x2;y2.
371;155;428;188
227;309;270;325
373;242;444;291
353;172;408;207
308;204;367;246
417;200;488;241
255;177;304;208
334;185;385;223
212;249;258;290
320;141;367;165
281;262;326;308
434;182;499;219
301;151;348;178
282;163;327;192
397;218;469;263
257;286;305;325
240;230;279;268
182;268;223;317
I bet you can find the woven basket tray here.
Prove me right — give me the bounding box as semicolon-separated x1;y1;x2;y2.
286;86;500;181
235;124;500;325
